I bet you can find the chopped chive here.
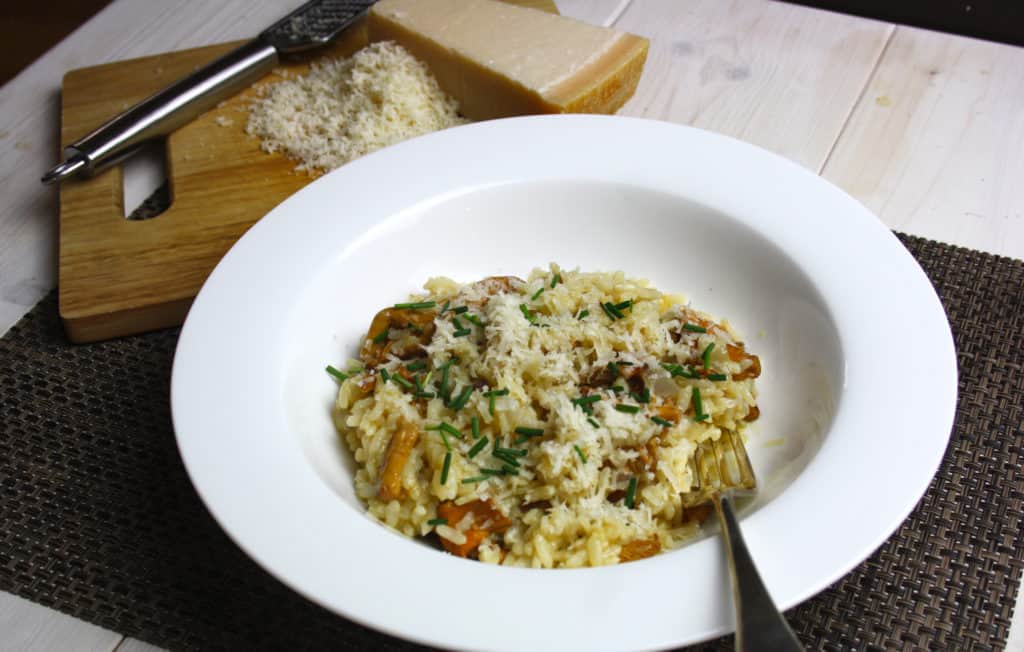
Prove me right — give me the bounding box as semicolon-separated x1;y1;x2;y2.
394;301;436;310
683;323;707;333
479;467;511;477
630;388;651;404
391;374;414;390
661;362;700;379
468;437;489;458
607;361;620;378
372;328;389;344
551;273;562;288
600;302;618;321
576;309;590;320
613;299;633;312
484;387;509;415
501;465;520;476
439;300;451;315
438;359;455;401
574;445;587;463
708;373;728;381
440;451;452;484
519;303;538;325
405;360;427;372
429;427;451;451
453;306;468;314
651;416;674;428
381;368;393;383
325;365;347;382
422;369;434;387
492;451;521;468
514;426;544;437
608;302;625;319
531;287;545;301
614;403;641;414
427;517;448;526
692;387;709;422
571;394;601;415
702;343;715;370
449;385;474;411
463;313;485;328
462;475;489;484
625;477;638;508
439;372;450;402
494;446;528;457
470;416;480;439
452;316;465;331
414;391;436;399
610;385;625;393
438;422;464;439
453;329;473;338
587;417;601;429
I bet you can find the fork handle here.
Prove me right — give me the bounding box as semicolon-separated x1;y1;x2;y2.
715;493;804;651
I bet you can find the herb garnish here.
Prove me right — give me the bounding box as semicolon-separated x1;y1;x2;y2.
519;303;539;325
702;343;715;370
625;477;638;508
391;374;414;390
574;445;587;463
440;451;452;484
692;387;709;422
393;301;436;310
467;437;489;458
448;385;474;411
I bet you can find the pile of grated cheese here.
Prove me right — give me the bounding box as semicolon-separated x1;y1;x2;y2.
246;41;466;174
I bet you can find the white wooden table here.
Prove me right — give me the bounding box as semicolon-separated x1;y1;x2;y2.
1;0;1021;649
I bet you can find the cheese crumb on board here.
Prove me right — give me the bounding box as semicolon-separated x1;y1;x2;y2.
368;0;649;120
246;41;466;174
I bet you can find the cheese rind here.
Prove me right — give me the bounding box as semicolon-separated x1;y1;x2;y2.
368;0;649;120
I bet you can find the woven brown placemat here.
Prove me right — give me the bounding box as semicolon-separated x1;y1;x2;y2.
1;233;1021;651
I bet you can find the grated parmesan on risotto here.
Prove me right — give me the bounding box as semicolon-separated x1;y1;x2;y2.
330;266;761;568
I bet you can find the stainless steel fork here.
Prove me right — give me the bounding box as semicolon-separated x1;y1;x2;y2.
686;430;803;652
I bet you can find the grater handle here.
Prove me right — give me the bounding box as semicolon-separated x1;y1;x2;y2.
42;38;278;185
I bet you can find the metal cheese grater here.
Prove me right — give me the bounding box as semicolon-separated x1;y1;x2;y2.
42;0;377;185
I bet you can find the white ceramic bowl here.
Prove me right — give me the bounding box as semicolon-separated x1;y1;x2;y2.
171;115;956;651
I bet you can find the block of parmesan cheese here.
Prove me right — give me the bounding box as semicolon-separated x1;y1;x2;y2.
367;0;649;120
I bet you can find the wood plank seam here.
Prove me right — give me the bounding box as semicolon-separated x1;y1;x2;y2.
816;22;896;175
603;0;634;28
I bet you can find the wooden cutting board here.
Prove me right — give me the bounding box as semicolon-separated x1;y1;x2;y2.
58;0;558;343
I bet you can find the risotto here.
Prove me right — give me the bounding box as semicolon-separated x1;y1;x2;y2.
330;265;761;568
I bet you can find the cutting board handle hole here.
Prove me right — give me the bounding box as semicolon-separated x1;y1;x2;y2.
124;141;172;220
